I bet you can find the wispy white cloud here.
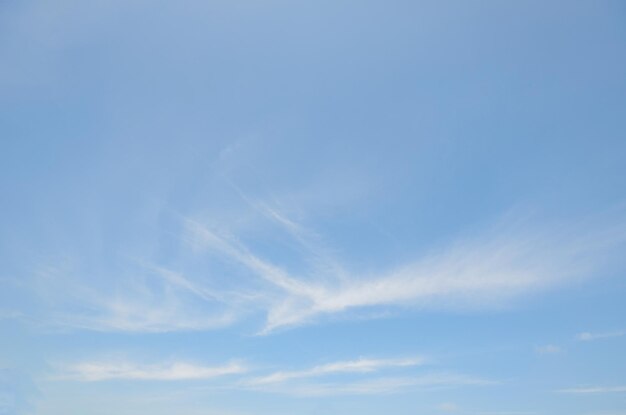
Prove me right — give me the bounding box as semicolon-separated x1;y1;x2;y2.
558;386;626;394
233;352;487;397
576;330;625;342
48;352;494;399
51;277;237;334
49;353;489;398
185;211;626;333
55;299;236;334
28;259;238;333
247;357;425;385
225;179;349;281
246;373;495;397
54;360;247;382
23;198;626;335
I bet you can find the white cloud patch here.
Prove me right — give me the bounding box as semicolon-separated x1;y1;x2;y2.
576;330;625;342
54;360;247;382
558;386;626;394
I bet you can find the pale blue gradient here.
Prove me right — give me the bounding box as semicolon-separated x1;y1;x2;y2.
1;1;626;414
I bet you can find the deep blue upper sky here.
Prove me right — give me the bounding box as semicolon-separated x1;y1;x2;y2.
1;1;626;414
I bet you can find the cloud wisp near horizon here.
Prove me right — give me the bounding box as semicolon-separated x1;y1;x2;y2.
576;330;625;342
558;386;626;395
50;354;496;398
16;202;626;336
53;360;247;382
245;357;426;385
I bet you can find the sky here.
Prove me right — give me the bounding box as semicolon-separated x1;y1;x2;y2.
1;1;626;414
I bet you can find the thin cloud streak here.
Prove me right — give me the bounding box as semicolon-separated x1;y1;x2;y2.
28;259;239;333
55;305;236;333
576;330;625;342
247;357;425;385
54;361;247;382
49;354;491;398
558;386;626;394
51;279;237;334
225;178;349;281
246;373;496;397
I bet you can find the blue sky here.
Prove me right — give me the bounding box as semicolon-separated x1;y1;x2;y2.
1;1;626;414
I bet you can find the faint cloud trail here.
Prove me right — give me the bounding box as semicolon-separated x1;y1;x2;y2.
186;209;626;333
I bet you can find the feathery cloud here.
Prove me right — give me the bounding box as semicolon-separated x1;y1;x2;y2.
23;199;626;335
185;210;626;333
28;259;238;333
576;330;625;342
558;386;626;394
246;373;495;397
54;360;247;382
247;357;425;385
